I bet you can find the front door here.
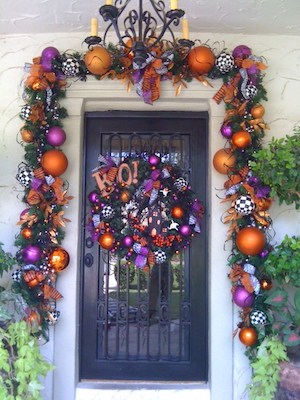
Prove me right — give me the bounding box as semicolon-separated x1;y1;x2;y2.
80;111;208;381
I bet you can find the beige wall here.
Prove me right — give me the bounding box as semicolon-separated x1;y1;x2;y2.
0;32;299;400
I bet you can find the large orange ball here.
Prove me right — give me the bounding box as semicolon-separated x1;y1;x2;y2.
99;232;115;250
231;130;252;149
236;227;266;256
84;46;111;75
213;148;236;175
41;149;68;177
49;247;70;272
188;46;215;74
239;326;258;346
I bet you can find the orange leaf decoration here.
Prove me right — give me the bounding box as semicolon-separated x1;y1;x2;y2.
27;189;44;205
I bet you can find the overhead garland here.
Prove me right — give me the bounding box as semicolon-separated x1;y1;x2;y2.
12;38;274;351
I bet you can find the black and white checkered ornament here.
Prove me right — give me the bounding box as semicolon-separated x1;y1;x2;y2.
174;177;188;191
234;195;255;215
154;249;167;264
11;269;22;282
61;58;80;77
215;52;235;74
20;104;32;121
46;310;60;325
243;84;258;100
101;205;115;220
250;310;267;326
16;163;32;187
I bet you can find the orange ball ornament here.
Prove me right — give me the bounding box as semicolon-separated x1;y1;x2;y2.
99;232;115;250
120;190;131;203
41;149;68;177
49;247;70;272
251;104;265;118
188;46;215;74
231;130;252;149
84;46;112;75
239;326;258;346
213;148;236;174
171;206;184;219
236;227;266;256
260;278;273;291
21;129;34;143
21;227;33;240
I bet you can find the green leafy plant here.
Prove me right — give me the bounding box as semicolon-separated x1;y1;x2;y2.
248;335;288;400
250;126;300;208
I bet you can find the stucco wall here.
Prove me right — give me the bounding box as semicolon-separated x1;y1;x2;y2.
0;31;299;400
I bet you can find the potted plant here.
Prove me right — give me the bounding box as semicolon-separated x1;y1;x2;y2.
249;126;300;209
0;243;53;399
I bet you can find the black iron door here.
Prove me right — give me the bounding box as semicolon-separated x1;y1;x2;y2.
80;111;208;381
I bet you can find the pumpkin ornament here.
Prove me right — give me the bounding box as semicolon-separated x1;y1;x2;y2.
84;46;112;75
236;226;266;256
239;326;258;346
187;46;215;75
213;148;236;174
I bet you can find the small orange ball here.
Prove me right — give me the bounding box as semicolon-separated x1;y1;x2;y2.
187;46;215;74
21;227;33;240
231;130;252;149
99;232;115;250
41;149;68;177
236;227;266;256
84;46;112;75
171;206;184;219
213;148;237;175
251;104;265;119
21;129;35;143
239;326;258;346
49;247;70;272
120;190;131;203
260;278;272;291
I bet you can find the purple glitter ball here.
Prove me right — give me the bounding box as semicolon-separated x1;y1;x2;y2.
220;123;233;139
23;245;42;264
233;286;255;308
179;225;192;237
123;236;133;248
148;154;160;166
232;45;252;59
41;47;60;72
46;127;66;147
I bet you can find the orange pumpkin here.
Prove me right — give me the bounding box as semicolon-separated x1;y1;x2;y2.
84;46;111;75
187;46;215;74
213;148;236;175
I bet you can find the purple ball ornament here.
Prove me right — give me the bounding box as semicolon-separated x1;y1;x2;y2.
23;245;42;264
220;123;233;139
88;191;99;204
260;249;269;258
232;45;252;59
41;47;60;72
179;225;192;237
123;236;134;248
233;286;255;308
46;127;66;147
148;154;161;167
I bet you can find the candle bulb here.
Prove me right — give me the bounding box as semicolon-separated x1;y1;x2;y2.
182;17;189;40
170;0;178;10
90;18;98;37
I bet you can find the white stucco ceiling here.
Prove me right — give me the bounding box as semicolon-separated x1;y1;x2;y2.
0;0;300;36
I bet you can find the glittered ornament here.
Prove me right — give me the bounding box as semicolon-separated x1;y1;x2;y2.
16;164;32;187
171;206;184;219
23;245;42;264
232;45;252;59
236;227;266;256
101;205;115;220
20;104;32;121
99;232;115;250
215;52;234;73
61;57;80;77
154;249;167;264
174;177;188;191
232;286;255;308
11;269;22;282
84;46;112;75
232;130;252;149
187;46;215;74
213;148;236;174
21;227;33;240
234;195;255;215
239;326;258;346
41;149;68;177
250;310;267;326
48;247;70;272
46;126;66;147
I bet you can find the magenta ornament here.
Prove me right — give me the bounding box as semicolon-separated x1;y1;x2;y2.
23;245;42;264
88;191;99;204
46;127;66;147
232;45;252;59
221;123;233;139
41;47;60;72
233;286;255;308
148;154;160;166
179;225;192;237
123;236;133;248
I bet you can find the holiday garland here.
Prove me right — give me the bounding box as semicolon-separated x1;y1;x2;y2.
11;38;275;354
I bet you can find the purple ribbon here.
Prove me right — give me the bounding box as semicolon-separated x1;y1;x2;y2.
133;243;149;268
189;199;204;233
31;177;43;190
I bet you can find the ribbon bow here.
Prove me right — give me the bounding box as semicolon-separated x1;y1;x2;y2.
133;243;149;269
144;169;161;205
